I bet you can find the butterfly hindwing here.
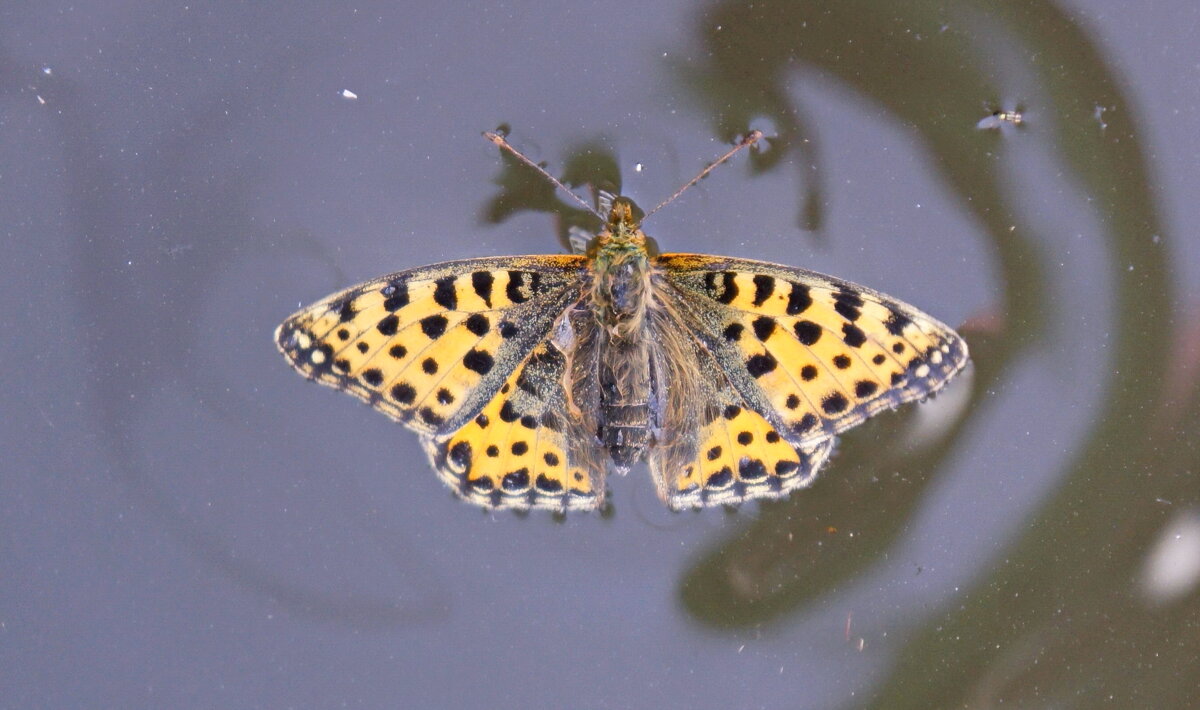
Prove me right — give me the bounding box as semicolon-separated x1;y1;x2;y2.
427;337;608;511
659;254;968;446
644;335;836;509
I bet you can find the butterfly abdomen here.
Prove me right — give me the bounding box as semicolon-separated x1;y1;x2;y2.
595;336;654;471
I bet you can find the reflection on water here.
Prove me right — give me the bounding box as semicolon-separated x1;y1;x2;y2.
668;0;1196;706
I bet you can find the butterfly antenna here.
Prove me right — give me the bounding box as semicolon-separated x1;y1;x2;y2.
484;131;605;220
645;130;763;219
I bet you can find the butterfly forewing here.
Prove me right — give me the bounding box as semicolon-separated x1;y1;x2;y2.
658;254;969;449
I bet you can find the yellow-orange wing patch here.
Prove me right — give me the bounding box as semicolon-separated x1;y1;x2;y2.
655;399;835;510
426;341;608;511
660;254;968;446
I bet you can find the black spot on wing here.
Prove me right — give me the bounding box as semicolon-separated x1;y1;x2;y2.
502;468;530;491
448;441;472;470
382;281;409;311
335;298;357;323
506;271;541;303
377;314;399;336
794;320;821;345
471;271;494;307
463;349;494;375
842;323;867;348
420;314;448;339
752;316;776;341
885;309;911;336
723;323;744;341
391;383;416;404
821;392;849;414
433;276;457;310
834;290;863;321
775;460;799;477
499;401;519;422
746;353;777;378
738;458;767;481
751;275;775;306
706;467;733;489
786;282;812;315
535;474;562;493
704;271;739;304
465;313;490;336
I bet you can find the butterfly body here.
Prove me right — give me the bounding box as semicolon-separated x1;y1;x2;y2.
277;192;967;511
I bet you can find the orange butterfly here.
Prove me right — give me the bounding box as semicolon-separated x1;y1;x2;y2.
276;131;967;511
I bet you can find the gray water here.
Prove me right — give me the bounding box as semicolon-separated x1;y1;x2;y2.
3;1;1198;707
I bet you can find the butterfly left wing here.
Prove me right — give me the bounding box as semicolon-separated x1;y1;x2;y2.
643;313;837;510
275;255;607;510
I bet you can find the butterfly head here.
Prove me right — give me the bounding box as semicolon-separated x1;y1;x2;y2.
587;196;660;259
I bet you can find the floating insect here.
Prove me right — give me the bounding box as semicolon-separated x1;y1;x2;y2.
275;131;968;512
976;107;1025;131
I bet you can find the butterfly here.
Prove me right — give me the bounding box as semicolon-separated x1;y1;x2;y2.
275;131;968;512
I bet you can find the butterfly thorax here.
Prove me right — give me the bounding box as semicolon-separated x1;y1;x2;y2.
586;197;660;340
